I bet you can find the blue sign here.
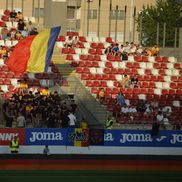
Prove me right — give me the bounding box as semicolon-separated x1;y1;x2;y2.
25;128;67;145
104;130;182;147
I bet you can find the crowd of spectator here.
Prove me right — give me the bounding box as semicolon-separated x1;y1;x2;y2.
2;87;78;128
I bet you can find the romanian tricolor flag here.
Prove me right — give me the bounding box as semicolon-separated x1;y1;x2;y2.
67;128;90;147
6;26;61;73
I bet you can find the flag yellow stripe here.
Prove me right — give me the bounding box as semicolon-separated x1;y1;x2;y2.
27;29;50;73
74;128;82;147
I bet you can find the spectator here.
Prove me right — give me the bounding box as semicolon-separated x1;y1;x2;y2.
98;88;105;102
68;111;76;127
64;36;73;48
116;92;126;107
156;111;164;124
130;75;138;88
29;27;38;35
16;11;23;20
112;43;119;56
119;74;130;88
120;104;129;118
10;10;17;20
26;21;33;35
17;112;26;128
72;36;80;47
129;42;137;54
151;44;159;56
43;145;50;155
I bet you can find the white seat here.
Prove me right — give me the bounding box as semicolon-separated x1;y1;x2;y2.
29;17;36;23
0;40;5;46
96;68;104;74
11;79;18;87
56;41;64;48
148;56;155;62
119;62;126;68
163;82;170;89
1;85;8;93
128;55;134;62
23;16;29;22
6;21;12;28
173;100;180;107
168;57;176;63
165;69;172;76
100;55;107;62
107;81;114;88
154;88;161;95
93;37;99;43
5;40;12;47
98;62;105;68
112;62;119;68
47;67;52;73
12;40;18;46
84;42;90;49
139;62;147;69
73;54;80;61
155;82;163;89
0;58;4;65
13;21;18;28
146;62;153;69
75;48;82;54
172;69;179;76
151;69;159;76
167;63;174;69
28;73;35;79
138;69;145;75
115;74;122;81
82;48;88;55
99;37;106;43
86;37;93;42
90;67;97;74
164;76;171;82
138;94;146;100
104;42;110;48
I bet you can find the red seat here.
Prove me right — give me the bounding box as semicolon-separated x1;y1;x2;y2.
142;82;149;88
137;75;144;81
178;83;182;89
124;68;130;75
95;49;103;55
73;32;79;36
100;81;107;87
176;90;182;95
155;56;162;62
133;62;140;68
169;89;175;95
69;48;75;54
0;21;6;27
103;68;111;74
66;54;73;60
83;67;90;73
105;62;112;68
76;67;83;73
86;81;93;87
62;48;69;54
78;43;84;48
133;88;140;94
91;43;97;49
93;55;101;61
89;74;95;80
114;56;121;62
134;56;141;62
158;75;164;82
106;37;113;43
153;63;160;69
6;72;15;78
143;75;151;81
85;61;92;67
140;88;147;94
174;63;181;69
162;89;169;95
110;68;118;74
79;36;86;42
89;49;96;54
107;55;115;61
92;61;99;67
148;89;154;94
98;43;104;49
0;79;3;85
80;54;88;60
151;75;157;82
78;61;85;67
161;63;167;69
142;56;148;62
162;57;168;62
57;36;65;42
126;62;133;68
95;74;102;80
102;74;109;80
93;81;100;87
149;82;155;88
67;32;73;36
159;69;165;75
170;83;177;89
145;69;152;75
109;74;115;80
1;15;9;21
171;76;178;82
117;68;124;74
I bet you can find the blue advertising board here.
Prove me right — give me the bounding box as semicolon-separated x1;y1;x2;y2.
25;128;67;145
104;130;182;147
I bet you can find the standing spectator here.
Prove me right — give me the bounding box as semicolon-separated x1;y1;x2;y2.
112;43;119;56
68;111;76;128
98;88;105;102
17;112;26;128
116;92;126;107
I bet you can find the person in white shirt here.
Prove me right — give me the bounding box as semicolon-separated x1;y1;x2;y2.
121;104;129;118
156;111;164;123
128;105;137;121
68;111;77;127
17;112;26;128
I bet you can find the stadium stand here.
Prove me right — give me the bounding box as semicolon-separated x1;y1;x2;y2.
57;33;182;129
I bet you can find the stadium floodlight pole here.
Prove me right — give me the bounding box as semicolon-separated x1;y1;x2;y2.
97;0;101;37
115;5;119;42
132;6;136;43
108;0;112;37
87;0;91;36
123;6;127;43
163;22;166;48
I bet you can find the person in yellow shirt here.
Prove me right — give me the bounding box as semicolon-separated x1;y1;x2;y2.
40;87;50;96
151;45;159;56
16;11;23;20
0;46;7;58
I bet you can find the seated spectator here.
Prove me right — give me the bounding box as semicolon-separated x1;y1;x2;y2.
17;19;26;33
10;10;17;21
40;87;50;96
136;45;143;55
64;36;73;48
128;105;137;121
116;92;126;107
112;43;119;56
26;21;33;35
130;75;138;88
29;27;38;35
104;44;113;55
151;44;159;56
144;106;154;119
119;74;130;88
98;88;105;102
118;44;124;56
162;106;172;118
121;51;128;61
120;104;129;118
16;11;23;21
123;42;130;53
0;46;7;58
129;42;137;54
72;36;80;48
1;26;9;40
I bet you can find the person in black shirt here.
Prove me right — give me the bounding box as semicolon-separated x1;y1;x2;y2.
130;75;138;88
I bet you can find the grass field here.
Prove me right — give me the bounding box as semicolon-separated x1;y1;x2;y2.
0;171;182;182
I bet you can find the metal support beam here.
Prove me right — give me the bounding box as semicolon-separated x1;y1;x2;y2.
97;0;101;37
115;5;118;42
